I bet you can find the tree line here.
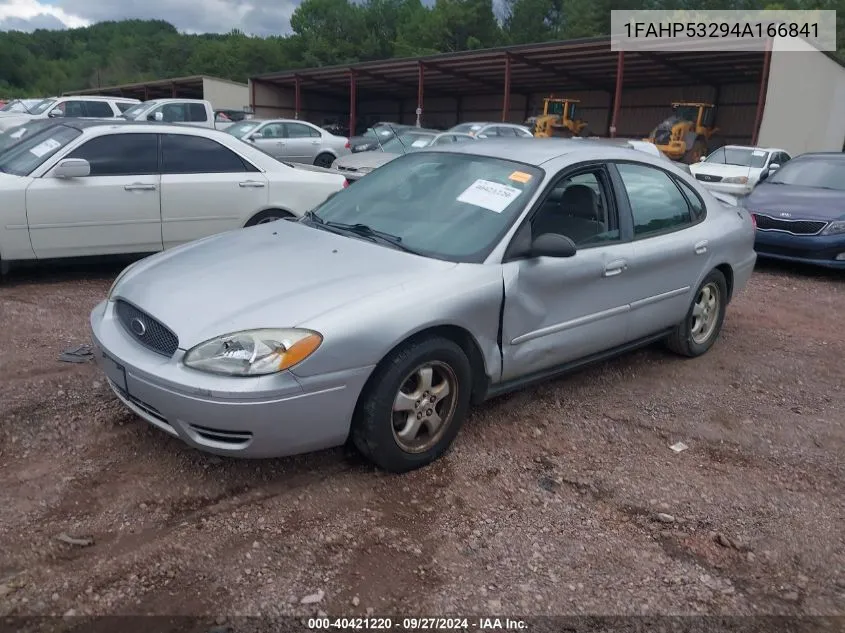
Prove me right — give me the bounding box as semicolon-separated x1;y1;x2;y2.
1;0;842;97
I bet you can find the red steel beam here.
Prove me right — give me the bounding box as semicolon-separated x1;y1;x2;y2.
349;70;357;139
502;53;512;122
609;51;624;138
752;38;773;146
417;62;425;127
294;75;302;119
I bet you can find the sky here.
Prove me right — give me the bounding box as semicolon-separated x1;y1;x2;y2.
0;0;300;36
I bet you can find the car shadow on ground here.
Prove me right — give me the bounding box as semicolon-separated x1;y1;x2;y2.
0;254;149;287
753;257;844;281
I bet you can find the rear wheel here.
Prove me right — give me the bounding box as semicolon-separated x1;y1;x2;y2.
683;137;708;164
351;336;472;473
314;152;335;168
244;209;295;226
666;269;728;357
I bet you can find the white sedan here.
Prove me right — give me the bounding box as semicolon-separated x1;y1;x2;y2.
0;120;347;271
690;145;792;196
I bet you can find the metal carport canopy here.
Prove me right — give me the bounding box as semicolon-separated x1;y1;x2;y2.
63;75;208;100
250;35;769;134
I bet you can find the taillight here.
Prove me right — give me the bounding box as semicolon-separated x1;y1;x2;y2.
750;213;757;229
343;179;349;188
344;140;350;149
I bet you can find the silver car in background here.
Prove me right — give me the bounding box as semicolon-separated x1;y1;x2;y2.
332;128;475;180
225;118;351;168
448;121;534;138
91;139;756;473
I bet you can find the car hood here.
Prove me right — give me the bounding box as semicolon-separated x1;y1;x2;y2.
692;163;757;178
334;151;398;170
744;183;845;221
113;220;456;349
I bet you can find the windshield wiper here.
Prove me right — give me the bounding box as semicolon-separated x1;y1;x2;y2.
321;221;419;254
302;209;324;224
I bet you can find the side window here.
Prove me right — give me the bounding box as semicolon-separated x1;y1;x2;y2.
616;163;692;237
495;126;517;137
66;133;158;176
154;103;188;123
285;123;320;138
62;101;87;118
161;133;254;174
187;103;208;122
515;127;533;137
84;101;116;118
454;135;473;143
258;123;285;138
530;168;620;247
674;178;706;222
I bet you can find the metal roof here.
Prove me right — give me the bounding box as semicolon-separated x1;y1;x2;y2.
251;36;781;99
63;75;247;99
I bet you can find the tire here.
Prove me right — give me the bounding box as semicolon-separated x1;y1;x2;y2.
351;335;473;473
683;137;708;164
244;209;295;226
666;269;728;357
314;152;335;168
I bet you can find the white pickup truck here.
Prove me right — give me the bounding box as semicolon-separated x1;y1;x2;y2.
117;98;239;130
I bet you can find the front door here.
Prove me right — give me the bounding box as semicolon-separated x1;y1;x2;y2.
250;122;288;160
611;162;711;340
25;132;162;259
501;165;634;380
159;133;268;248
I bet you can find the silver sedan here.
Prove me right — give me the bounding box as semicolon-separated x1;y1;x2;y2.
225;118;351;168
90;139;757;473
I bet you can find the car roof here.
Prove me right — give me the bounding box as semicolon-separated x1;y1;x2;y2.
721;144;784;152
49;120;231;137
420;137;648;165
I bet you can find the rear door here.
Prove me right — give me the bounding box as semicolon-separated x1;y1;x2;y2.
159;133;268;248
610;161;711;341
25;132;162;258
283;122;323;163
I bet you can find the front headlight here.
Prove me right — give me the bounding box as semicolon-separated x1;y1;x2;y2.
722;176;748;184
821;220;845;236
356;166;374;174
182;328;322;376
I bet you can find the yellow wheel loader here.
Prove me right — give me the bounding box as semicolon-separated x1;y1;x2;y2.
645;102;724;164
530;97;591;138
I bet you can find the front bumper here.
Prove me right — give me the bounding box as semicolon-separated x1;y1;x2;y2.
754;230;845;269
89;300;374;458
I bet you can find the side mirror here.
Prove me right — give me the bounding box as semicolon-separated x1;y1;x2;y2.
52;158;90;178
147;111;164;122
248;132;263;141
530;233;577;258
48;109;64;118
699;156;706;162
768;162;780;172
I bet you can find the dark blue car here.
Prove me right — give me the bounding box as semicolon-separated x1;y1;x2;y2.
743;152;845;269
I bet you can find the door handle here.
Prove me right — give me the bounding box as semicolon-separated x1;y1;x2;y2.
603;259;628;277
694;240;708;255
311;141;320;145
238;180;266;188
124;183;156;191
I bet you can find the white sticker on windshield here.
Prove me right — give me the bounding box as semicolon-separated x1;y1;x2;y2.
29;138;62;158
457;179;522;213
10;128;27;139
752;150;766;156
411;139;429;148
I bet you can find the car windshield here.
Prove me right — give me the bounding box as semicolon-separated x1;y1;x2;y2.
381;132;436;153
767;158;845;190
119;101;155;119
706;147;768;168
0;124;81;176
225;121;261;137
306;151;544;262
0;120;53;151
30;98;58;115
0;100;36;113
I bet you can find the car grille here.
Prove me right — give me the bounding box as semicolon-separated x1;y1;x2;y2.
696;174;723;183
754;213;828;235
115;300;179;357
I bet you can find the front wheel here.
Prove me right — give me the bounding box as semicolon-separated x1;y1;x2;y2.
351;336;472;473
665;269;728;357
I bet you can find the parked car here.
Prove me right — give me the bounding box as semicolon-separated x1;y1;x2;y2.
224;118;351;168
348;123;412;153
118;99;234;130
0;96;140;132
331;128;475;180
0;120;346;273
448;121;534;138
0;98;46;114
90;138;756;473
742;152;845;269
690;145;792;196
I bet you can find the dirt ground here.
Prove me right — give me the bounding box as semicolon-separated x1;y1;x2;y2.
0;258;843;626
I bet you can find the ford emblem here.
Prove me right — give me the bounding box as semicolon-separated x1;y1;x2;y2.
130;317;147;336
